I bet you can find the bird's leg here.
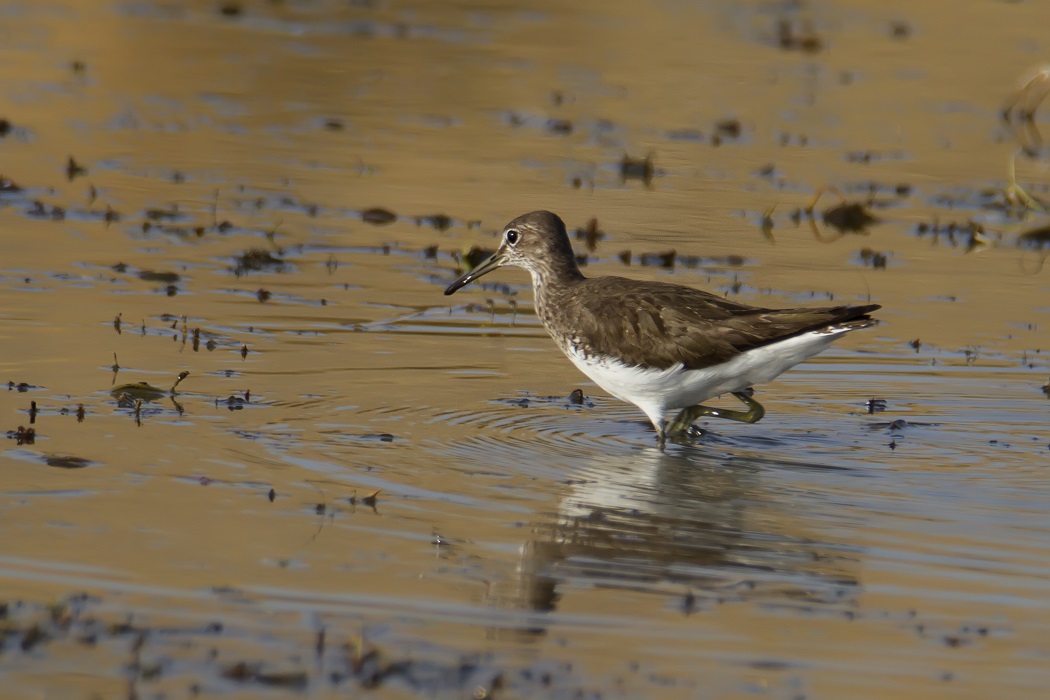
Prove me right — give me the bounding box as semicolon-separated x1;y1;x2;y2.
656;421;668;452
666;391;766;441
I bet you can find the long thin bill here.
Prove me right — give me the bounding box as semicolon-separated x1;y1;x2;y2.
444;251;503;295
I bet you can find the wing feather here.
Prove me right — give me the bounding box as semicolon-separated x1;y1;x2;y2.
558;277;879;370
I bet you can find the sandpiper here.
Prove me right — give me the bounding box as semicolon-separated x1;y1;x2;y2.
445;211;880;450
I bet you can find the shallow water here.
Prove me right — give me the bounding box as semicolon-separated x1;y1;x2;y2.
1;0;1049;697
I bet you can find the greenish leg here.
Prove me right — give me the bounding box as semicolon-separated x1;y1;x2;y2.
665;391;766;443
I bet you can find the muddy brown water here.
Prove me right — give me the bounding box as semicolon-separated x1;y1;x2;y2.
2;0;1049;697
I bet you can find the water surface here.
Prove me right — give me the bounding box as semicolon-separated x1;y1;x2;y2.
1;0;1049;697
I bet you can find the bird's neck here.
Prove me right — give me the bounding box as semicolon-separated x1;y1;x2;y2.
530;257;585;324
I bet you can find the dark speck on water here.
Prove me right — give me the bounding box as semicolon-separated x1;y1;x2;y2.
417;213;452;230
1018;225;1050;249
45;455;90;469
27;201;65;220
218;2;243;18
777;18;823;53
65;156;87;182
7;426;36;445
821;201;878;233
714;118;742;140
232;249;285;276
144;206;182;222
361;208;397;225
574;218;604;252
866;398;888;414
137;270;180;283
546;118;573;135
859;248;888;269
619;153;654;185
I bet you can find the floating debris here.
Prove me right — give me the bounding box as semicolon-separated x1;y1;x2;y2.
138;270;180;283
1018;224;1050;250
822;201;877;232
45;455;91;470
223;395;246;410
619;153;654;185
218;2;244;18
546;118;573;135
777;18;822;53
858;248;888;269
6;426;35;445
802;187;879;239
144;205;181;221
573;218;604;252
111;371;189;402
682;589;697;615
231;248;285;276
417;213;453;231
361;208;397;225
711;118;742;146
222;662;308;690
66;156;87;181
761;204;776;241
639;250;676;269
27;200;65;220
914;219;995;251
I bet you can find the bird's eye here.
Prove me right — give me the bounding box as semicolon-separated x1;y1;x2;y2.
505;229;520;246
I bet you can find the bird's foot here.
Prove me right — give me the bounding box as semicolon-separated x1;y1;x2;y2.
665;391;766;440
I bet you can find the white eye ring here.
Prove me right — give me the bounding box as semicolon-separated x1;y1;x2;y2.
505;228;520;246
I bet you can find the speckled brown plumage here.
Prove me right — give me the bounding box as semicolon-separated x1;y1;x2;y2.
444;210;882;448
538;275;879;370
490;211;879;370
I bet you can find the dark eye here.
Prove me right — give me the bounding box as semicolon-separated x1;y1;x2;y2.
505;229;520;246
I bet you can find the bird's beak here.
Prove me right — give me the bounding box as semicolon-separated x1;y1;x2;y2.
444;248;505;295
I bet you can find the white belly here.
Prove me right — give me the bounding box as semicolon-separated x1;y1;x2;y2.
561;329;846;428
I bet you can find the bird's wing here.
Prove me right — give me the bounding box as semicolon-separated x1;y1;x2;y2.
565;277;878;370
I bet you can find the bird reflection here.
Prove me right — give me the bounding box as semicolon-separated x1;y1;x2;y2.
491;448;861;636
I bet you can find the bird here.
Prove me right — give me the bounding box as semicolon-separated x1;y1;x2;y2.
445;210;880;450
